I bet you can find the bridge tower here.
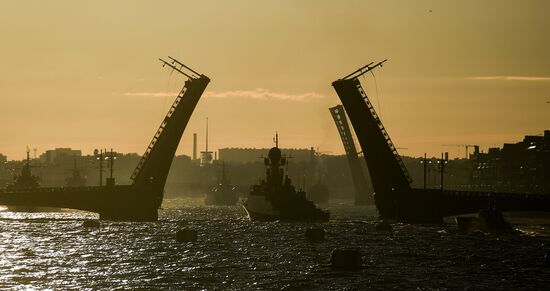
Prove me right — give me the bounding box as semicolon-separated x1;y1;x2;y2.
332;60;412;218
329;105;372;205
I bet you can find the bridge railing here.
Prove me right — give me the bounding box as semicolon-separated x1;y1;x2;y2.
355;82;413;184
130;82;189;181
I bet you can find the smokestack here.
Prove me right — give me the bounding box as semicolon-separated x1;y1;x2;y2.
193;133;197;160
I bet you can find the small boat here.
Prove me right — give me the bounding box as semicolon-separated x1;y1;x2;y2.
308;181;330;204
204;162;238;206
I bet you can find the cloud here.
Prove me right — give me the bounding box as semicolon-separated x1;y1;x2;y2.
123;88;326;101
468;76;550;81
204;88;325;101
123;92;176;97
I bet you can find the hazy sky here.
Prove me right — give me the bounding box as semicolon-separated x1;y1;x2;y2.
1;1;549;160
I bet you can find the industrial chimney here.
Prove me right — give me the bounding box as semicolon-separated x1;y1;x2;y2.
193;133;197;160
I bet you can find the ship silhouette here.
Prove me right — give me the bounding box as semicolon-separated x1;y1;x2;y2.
5;149;59;212
204;162;238;206
243;134;329;222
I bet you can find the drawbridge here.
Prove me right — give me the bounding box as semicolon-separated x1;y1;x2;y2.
0;57;209;221
329;105;371;205
332;60;550;222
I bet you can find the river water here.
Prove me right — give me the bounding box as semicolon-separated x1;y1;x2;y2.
0;198;549;290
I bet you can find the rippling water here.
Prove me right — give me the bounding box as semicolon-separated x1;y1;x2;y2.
1;198;549;290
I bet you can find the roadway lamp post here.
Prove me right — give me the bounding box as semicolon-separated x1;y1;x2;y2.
96;150;103;187
438;152;449;191
105;148;117;186
96;149;109;187
108;148;117;180
420;153;430;190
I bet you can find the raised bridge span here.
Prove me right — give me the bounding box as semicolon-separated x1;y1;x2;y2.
332;60;550;223
0;57;209;221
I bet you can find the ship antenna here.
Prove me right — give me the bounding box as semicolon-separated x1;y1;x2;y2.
274;131;279;148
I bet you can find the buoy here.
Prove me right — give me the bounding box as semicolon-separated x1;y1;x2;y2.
82;220;100;228
375;222;392;232
305;228;325;241
176;229;198;242
23;248;35;257
331;249;363;270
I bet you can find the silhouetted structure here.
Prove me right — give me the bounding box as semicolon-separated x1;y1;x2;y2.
332;60;550;222
218;147;313;164
243;134;329;222
7;150;40;190
65;158;86;187
329;105;371;205
193;133;198;160
40;148;81;164
204;162;238;206
470;131;550;194
200;118;214;167
0;57;209;221
4;150;58;212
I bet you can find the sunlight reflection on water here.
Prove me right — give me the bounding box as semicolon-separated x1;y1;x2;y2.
0;198;549;290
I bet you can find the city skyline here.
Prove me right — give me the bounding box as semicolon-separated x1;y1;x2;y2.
1;1;549;160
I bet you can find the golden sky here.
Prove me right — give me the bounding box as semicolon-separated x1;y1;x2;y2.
1;1;549;160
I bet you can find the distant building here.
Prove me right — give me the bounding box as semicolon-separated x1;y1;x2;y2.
218;147;315;164
470;130;549;193
0;153;6;164
39;148;82;165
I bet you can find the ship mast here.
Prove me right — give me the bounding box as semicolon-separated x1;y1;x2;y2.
206;117;209;153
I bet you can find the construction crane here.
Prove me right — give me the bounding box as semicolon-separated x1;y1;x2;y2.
442;144;479;159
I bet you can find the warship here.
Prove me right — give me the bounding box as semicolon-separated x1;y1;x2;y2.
243;134;329;222
6;150;40;190
5;150;59;212
204;162;238;206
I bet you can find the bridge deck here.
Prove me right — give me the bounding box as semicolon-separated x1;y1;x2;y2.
0;185;160;221
395;188;550;222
